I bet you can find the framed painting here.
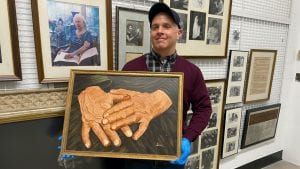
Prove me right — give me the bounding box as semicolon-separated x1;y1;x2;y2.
31;0;113;83
241;104;281;149
225;50;249;104
222;107;242;158
115;7;150;70
163;0;232;58
61;70;183;160
244;49;277;103
198;79;225;169
0;0;22;81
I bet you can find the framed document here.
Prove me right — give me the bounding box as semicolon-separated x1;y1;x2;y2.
222;107;242;158
163;0;232;58
241;104;281;149
225;50;249;104
115;7;150;70
61;70;183;160
244;49;277;103
32;0;113;83
0;0;22;81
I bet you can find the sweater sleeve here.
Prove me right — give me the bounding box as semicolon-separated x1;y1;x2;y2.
183;67;212;142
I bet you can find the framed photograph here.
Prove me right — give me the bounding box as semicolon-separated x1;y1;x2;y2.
241;104;281;149
31;0;113;83
163;0;232;58
185;154;200;169
115;7;150;70
222;107;242;158
0;0;22;81
61;70;183;160
198;79;225;169
244;49;277;103
225;50;249;104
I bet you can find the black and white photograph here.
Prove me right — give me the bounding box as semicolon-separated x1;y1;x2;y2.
201;129;218;149
228;112;239;123
229;86;240;97
225;141;236;152
189;11;206;40
208;0;224;16
206;17;222;45
227;127;237;138
207;106;218;128
231;72;242;81
178;13;188;43
208;86;222;104
233;55;245;67
191;0;205;9
201;148;215;169
126;20;143;46
170;0;188;10
185;155;200;169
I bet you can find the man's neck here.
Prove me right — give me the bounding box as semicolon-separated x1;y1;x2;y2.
152;48;176;58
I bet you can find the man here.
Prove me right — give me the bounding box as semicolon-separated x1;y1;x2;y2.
120;2;212;169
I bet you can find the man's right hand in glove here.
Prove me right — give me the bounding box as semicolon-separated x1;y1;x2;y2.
78;86;133;148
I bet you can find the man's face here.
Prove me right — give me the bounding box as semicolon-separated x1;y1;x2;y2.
150;13;182;53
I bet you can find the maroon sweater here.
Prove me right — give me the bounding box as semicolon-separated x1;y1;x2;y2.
122;55;212;142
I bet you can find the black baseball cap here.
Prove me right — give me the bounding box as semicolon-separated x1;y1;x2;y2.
149;2;181;29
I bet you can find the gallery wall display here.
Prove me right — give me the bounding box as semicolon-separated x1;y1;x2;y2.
225;50;249;104
222;107;242;158
163;0;232;58
31;0;113;83
115;7;151;70
185;79;225;169
241;104;281;149
0;0;22;81
244;49;277;103
61;70;183;160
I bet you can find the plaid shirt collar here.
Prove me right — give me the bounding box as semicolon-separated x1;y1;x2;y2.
145;49;177;72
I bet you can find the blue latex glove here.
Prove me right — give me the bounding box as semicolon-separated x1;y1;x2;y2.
170;137;191;165
57;135;75;159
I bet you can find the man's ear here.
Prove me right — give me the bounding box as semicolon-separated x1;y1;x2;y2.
177;28;183;39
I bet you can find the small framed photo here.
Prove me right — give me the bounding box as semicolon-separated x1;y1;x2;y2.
244;49;277;103
115;7;150;70
0;0;22;81
222;107;242;158
241;104;281;149
61;70;183;160
163;0;232;58
185;154;200;169
225;50;249;104
32;0;113;83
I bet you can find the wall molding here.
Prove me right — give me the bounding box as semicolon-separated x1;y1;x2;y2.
0;88;67;124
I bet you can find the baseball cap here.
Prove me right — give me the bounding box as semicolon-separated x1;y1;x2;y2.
149;2;181;29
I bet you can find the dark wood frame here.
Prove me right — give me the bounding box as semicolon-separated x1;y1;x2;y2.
244;49;277;103
0;0;22;81
115;7;150;70
61;70;183;160
31;0;113;83
241;104;281;149
162;0;232;58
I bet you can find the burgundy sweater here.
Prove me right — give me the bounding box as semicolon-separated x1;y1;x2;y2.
122;55;212;142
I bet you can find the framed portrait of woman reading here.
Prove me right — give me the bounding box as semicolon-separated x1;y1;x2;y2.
0;0;22;81
32;0;113;83
163;0;232;58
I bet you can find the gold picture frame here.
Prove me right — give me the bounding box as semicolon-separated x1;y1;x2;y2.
32;0;113;83
162;0;232;58
61;70;183;160
0;0;22;81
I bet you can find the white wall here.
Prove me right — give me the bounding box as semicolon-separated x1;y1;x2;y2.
280;0;300;166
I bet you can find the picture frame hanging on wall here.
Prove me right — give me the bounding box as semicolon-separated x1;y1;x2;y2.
31;0;113;83
115;7;150;70
162;0;232;58
61;70;183;160
241;104;281;149
244;49;277;103
222;107;242;158
0;0;22;81
225;50;249;104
